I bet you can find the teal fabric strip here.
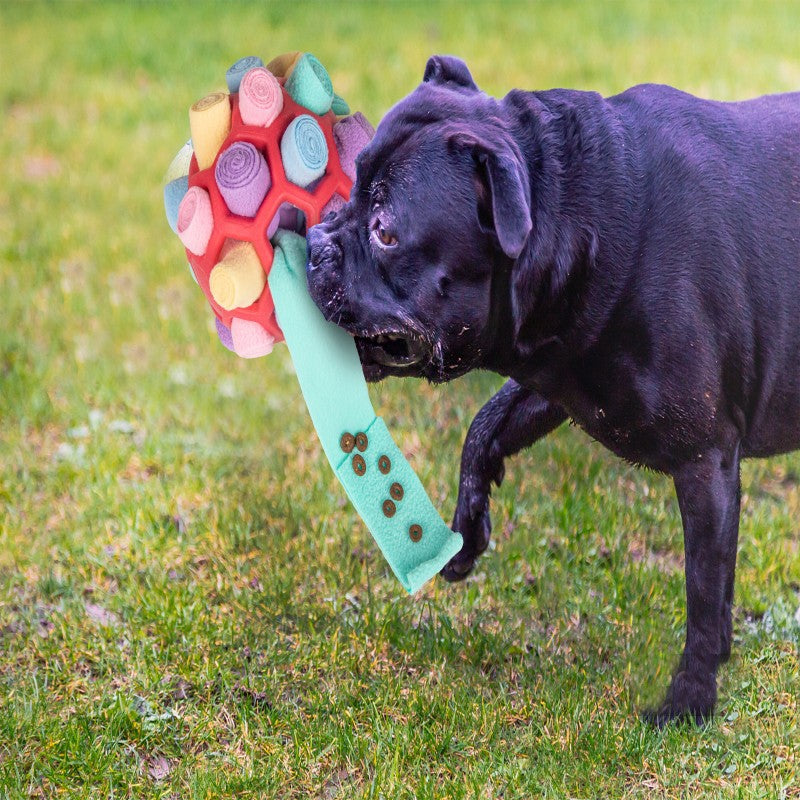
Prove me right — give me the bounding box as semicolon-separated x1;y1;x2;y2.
331;94;350;116
284;53;333;115
268;230;374;465
280;116;328;189
268;230;462;593
335;417;463;594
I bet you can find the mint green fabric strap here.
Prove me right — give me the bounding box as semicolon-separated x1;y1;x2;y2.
268;230;463;593
334;416;463;594
268;230;374;464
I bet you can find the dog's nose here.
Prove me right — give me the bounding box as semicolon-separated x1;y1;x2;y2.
306;226;348;317
309;243;324;269
307;227;342;273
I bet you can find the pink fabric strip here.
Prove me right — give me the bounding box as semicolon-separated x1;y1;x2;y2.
176;186;214;256
239;67;283;127
231;317;275;358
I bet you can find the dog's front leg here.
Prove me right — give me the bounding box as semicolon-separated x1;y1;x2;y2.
441;380;567;581
645;441;741;726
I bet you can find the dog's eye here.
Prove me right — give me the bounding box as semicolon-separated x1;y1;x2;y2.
373;221;398;248
378;225;397;247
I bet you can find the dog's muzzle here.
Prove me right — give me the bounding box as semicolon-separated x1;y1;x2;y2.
306;225;345;311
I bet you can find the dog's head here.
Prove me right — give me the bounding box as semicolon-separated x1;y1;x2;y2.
306;56;533;382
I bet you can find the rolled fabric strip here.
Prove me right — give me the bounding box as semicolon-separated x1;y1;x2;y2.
231;317;275;358
215;141;271;217
215;317;235;352
266;51;301;79
189;92;231;170
239;67;283;127
331;94;350;116
225;55;264;93
284;53;333;115
279;202;305;233
187;261;199;285
176;186;214;255
164;175;189;234
281;115;328;188
164;140;194;183
266;203;304;237
333;112;375;182
209;240;266;310
266;212;280;240
321;192;346;220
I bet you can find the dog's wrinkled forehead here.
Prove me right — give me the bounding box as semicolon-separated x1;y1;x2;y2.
349;107;483;251
353;61;483;192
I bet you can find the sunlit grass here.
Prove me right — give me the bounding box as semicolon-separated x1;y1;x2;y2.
0;1;798;797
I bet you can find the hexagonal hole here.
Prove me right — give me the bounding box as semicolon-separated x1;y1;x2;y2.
266;202;307;240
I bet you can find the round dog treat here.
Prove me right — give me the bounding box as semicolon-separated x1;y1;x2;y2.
209;240;266;310
226;55;264;93
281;114;328;188
239;67;283;127
215;141;271;218
333;112;375;181
176;186;214;256
284;53;333;115
189;92;231;170
231;317;275;358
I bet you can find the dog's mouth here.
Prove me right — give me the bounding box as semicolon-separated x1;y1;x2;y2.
350;328;429;380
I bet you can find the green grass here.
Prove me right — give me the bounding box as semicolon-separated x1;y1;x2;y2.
1;0;799;796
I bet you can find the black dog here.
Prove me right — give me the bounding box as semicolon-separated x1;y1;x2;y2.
306;55;800;725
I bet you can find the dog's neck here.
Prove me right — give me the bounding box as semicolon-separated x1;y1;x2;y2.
481;87;641;379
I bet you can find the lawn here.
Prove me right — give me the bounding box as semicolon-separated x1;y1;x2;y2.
1;1;799;797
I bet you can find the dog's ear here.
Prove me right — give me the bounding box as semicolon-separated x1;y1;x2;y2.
423;55;478;91
448;129;532;260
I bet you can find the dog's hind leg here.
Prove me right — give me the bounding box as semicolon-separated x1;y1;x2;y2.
643;438;741;726
440;380;567;582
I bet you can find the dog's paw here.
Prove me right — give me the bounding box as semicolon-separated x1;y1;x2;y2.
440;487;492;583
641;670;717;727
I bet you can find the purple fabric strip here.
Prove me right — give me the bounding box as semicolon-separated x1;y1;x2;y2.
333;112;375;182
215;141;271;218
215;317;235;352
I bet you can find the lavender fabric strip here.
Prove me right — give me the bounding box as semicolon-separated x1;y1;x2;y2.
215;317;235;352
215;141;271;218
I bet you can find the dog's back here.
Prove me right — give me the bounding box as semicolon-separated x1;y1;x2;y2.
602;85;800;457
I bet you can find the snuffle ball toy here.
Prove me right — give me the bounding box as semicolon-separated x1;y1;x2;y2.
164;52;462;594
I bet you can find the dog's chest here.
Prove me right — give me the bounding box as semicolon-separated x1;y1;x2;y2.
516;353;714;472
553;381;653;463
